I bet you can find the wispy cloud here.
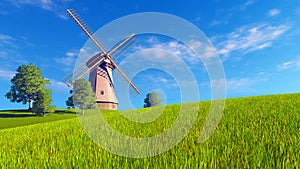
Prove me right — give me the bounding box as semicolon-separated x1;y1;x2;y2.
66;51;76;57
277;60;300;70
54;50;78;67
3;0;73;19
47;78;69;91
0;34;16;47
133;37;215;65
214;23;290;57
0;51;8;58
226;78;252;90
268;8;281;17
225;77;267;93
209;19;228;27
0;34;30;68
239;0;255;10
0;68;15;80
257;71;265;76
209;1;255;27
203;75;267;96
296;6;300;15
138;74;177;88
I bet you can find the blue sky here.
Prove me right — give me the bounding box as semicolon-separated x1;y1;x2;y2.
0;0;300;110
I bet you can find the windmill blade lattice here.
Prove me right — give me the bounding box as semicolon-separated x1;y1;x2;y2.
114;70;139;97
109;36;137;61
62;53;104;86
67;9;107;54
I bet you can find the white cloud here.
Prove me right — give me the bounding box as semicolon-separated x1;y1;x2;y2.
54;50;78;66
125;36;219;77
268;8;281;17
54;57;76;66
257;72;265;76
202;46;217;59
0;34;33;68
214;23;290;57
187;40;202;49
0;68;15;80
5;0;72;19
210;20;223;27
204;76;267;95
129;73;178;90
226;78;252;90
47;78;69;91
133;39;202;65
296;6;300;15
0;34;15;47
146;36;159;44
66;51;76;57
277;60;299;70
0;51;8;58
79;48;87;53
194;16;201;23
225;77;267;93
239;0;255;10
0;34;14;41
160;78;168;83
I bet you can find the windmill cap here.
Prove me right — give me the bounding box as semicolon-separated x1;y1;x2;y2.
85;53;105;68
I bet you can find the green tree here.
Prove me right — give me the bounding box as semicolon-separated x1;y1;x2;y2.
72;79;96;115
32;88;55;116
66;96;75;109
5;63;50;110
66;90;75;109
144;92;162;108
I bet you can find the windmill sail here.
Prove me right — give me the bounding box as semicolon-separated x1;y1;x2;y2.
62;53;104;86
109;35;137;61
67;9;107;54
114;71;140;97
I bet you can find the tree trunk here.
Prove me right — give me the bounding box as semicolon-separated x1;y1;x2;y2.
81;109;85;115
29;99;33;110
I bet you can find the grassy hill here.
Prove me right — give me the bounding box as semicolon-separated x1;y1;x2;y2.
0;93;299;168
0;109;77;129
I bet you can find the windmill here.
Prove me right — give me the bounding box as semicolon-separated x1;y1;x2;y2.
62;9;140;110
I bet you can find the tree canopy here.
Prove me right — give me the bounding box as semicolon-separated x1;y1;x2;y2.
32;88;55;115
72;79;96;115
144;92;162;108
5;63;50;110
66;95;75;109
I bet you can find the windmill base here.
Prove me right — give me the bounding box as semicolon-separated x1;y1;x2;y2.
96;101;118;110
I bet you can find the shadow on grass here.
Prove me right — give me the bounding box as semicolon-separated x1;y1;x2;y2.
0;109;30;113
0;109;35;118
54;109;76;115
0;109;76;118
0;113;36;118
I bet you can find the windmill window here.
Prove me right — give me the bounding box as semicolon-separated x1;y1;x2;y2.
100;90;104;95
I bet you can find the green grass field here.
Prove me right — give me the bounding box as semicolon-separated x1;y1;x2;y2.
0;94;299;168
0;109;77;129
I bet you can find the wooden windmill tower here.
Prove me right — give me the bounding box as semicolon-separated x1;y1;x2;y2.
62;9;140;110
